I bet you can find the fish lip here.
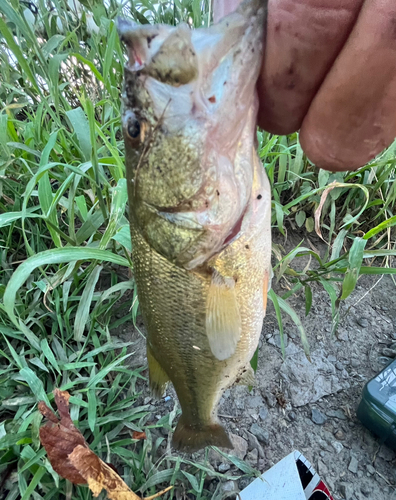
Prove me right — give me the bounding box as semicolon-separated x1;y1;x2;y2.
143;201;204;231
116;17;167;71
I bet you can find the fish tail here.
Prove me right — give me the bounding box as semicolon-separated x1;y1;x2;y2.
172;416;232;452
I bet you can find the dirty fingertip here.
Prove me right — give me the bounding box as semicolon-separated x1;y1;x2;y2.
299;126;353;172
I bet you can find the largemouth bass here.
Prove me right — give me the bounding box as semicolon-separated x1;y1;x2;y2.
118;0;270;452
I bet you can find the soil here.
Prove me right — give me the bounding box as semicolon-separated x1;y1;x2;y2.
116;237;396;500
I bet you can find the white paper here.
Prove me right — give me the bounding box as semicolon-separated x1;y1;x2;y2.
239;451;306;500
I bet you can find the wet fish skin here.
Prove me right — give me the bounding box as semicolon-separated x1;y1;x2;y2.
119;0;271;452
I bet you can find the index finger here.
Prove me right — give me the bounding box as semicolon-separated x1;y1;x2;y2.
257;0;364;134
214;0;364;135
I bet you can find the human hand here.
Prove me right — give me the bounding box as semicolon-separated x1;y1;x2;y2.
214;0;396;171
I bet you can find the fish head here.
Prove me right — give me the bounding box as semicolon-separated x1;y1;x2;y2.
118;0;266;268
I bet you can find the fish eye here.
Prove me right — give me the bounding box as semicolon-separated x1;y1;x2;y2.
127;117;141;140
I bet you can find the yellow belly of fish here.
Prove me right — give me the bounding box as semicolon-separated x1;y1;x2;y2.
131;168;271;451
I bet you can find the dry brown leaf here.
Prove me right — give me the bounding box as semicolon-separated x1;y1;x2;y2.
83;188;96;204
2;194;14;205
39;389;172;500
314;181;340;241
39;389;87;484
69;445;140;500
132;431;146;440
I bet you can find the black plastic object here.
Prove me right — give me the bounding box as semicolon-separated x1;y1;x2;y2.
357;358;396;450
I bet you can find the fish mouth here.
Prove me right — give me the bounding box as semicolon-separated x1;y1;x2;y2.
117;19;198;87
118;0;266;116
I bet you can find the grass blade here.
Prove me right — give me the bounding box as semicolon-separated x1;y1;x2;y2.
74;265;102;341
19;367;50;406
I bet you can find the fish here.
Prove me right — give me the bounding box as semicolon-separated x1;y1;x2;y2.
118;0;271;452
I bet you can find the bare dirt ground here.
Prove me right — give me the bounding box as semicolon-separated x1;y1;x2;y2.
217;272;396;500
118;242;396;500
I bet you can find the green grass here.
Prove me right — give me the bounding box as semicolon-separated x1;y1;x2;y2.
0;0;396;498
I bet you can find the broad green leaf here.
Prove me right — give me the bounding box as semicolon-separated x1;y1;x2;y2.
356;266;396;275
181;471;200;492
320;278;340;334
275;243;309;281
19;448;46;473
20;466;46;500
330;229;348;261
318;169;330;188
80;342;132;361
7;142;40;156
75;210;105;244
93;280;133;310
85;97;107;220
274;201;285;236
0;208;41;228
103;21;118;91
305;217;314;232
18;367;50;406
0;113;9;155
40;131;59;167
250;346;259;374
87;353;133;388
75;194;88;221
363;249;396;258
29;357;49;372
66;107;92;161
341;237;367;300
61;362;96;370
295;210;306;228
141;469;175;491
112;225;132;252
364;215;396;240
40;339;61;374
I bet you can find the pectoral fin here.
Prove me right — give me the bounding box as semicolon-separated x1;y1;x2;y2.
206;270;241;361
147;344;169;398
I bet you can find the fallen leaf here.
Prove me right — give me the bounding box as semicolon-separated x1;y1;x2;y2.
39;389;87;484
132;431;146;440
39;389;172;500
69;445;140;500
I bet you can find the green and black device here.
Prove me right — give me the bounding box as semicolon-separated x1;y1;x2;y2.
357;359;396;451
